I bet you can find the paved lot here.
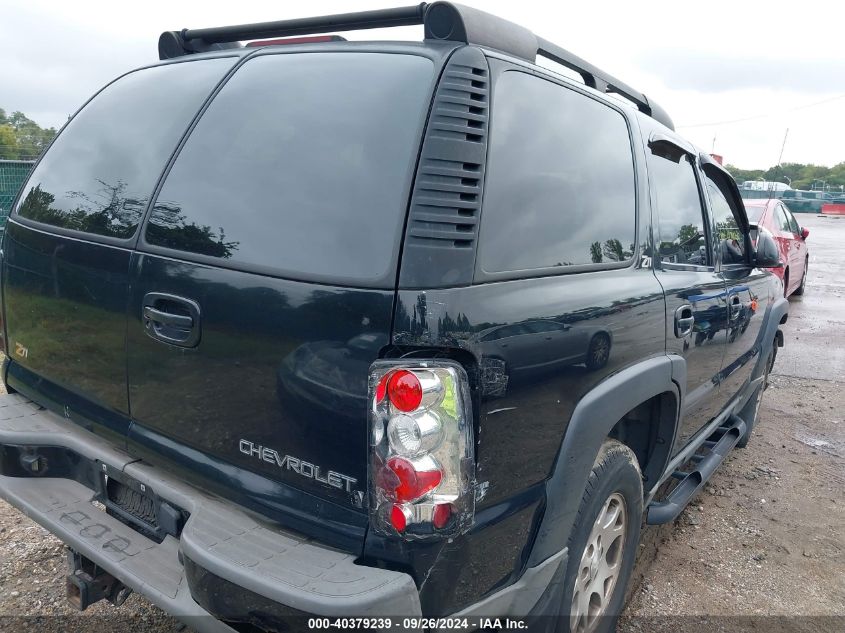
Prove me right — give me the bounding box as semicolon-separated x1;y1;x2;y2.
0;215;843;632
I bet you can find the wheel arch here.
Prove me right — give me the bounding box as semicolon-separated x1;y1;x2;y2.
750;295;788;382
607;391;677;488
528;355;680;566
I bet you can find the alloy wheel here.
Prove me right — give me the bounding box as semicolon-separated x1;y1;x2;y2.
592;337;610;365
570;492;627;633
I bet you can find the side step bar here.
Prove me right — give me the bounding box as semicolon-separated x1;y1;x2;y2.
646;414;746;525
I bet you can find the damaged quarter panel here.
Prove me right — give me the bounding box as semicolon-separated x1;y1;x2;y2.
384;269;665;613
393;275;665;505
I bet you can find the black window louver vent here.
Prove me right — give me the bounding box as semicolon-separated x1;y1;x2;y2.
400;47;490;289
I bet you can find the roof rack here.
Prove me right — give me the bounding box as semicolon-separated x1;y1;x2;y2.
158;2;674;130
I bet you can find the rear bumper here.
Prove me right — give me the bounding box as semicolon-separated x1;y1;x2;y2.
0;394;421;630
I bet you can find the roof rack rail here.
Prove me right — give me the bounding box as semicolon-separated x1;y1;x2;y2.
535;38;674;131
158;2;674;130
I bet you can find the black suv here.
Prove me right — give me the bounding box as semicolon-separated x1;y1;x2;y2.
0;3;788;631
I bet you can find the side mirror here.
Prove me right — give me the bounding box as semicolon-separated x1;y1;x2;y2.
801;227;810;240
754;231;783;268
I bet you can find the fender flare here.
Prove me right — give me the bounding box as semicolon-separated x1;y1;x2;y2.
528;355;680;566
751;295;788;381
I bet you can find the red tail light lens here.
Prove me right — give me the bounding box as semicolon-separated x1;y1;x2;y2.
432;503;452;529
387;456;443;502
390;504;410;532
386;370;422;412
369;361;475;539
375;373;389;403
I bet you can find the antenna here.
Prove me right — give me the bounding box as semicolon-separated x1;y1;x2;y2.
769;128;789;201
776;128;789;169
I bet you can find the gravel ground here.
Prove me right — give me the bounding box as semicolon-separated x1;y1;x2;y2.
619;373;845;632
621;215;845;631
1;218;843;632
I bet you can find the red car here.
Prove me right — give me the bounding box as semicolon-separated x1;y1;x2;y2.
744;199;810;297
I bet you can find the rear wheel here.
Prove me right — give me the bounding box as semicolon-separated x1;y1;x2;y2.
782;269;790;298
562;441;642;633
793;260;808;296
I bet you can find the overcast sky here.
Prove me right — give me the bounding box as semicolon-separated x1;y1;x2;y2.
2;0;843;168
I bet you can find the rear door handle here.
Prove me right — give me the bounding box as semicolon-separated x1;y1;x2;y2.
142;306;193;329
142;293;202;348
674;304;694;338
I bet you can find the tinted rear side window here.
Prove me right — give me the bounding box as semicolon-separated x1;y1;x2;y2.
15;59;233;239
478;71;636;274
145;53;434;285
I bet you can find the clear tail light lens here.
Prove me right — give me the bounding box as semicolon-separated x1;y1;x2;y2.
369;360;474;539
387;411;442;456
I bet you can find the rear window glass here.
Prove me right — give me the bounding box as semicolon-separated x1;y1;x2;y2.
145;53;434;285
478;71;636;273
744;205;765;222
15;58;233;239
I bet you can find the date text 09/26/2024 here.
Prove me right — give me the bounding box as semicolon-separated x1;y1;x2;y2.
306;618;529;630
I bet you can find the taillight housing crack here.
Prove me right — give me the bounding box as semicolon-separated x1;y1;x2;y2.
368;360;475;539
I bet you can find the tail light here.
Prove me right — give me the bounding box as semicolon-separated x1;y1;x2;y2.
369;360;475;539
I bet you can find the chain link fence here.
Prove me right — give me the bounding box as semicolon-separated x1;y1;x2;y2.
740;187;845;213
0;159;34;231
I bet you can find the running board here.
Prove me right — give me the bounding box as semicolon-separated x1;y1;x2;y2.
646;414;746;525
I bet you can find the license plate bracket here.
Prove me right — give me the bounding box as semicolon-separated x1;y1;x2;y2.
94;462;186;542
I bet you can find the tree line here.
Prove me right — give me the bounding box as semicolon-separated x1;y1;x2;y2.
1;105;843;192
726;161;845;192
0;108;57;161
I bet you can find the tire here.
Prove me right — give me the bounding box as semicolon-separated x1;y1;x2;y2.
585;334;611;370
736;342;774;448
561;440;642;633
782;269;790;298
793;260;808;296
